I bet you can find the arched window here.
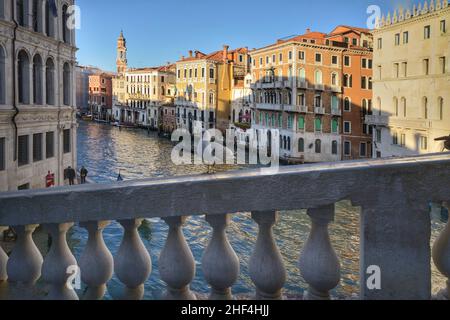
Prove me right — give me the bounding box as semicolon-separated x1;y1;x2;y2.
33;54;43;105
368;77;373;90
344;74;352;87
18;50;30;104
315;139;322;154
314;70;322;84
362;99;368;115
376;97;382;115
438;97;444;120
422;97;428;119
62;4;70;44
344;97;351;111
298;138;304;153
331;72;338;86
394;97;399;117
298;68;306;81
0;46;5;104
63;62;71;105
332;140;338;155
283;136;287;150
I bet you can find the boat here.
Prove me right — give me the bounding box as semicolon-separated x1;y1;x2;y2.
81;115;93;121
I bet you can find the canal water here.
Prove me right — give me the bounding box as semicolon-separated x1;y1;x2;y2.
72;121;447;300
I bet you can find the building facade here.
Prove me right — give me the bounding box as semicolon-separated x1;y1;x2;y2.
250;26;373;163
89;73;113;121
175;46;249;133
75;65;101;114
0;0;77;191
368;0;449;157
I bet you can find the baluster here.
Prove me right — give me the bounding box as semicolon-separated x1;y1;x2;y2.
202;214;239;300
114;219;151;300
0;227;8;300
299;204;341;300
79;221;114;300
42;223;79;300
432;201;450;300
159;216;196;300
249;211;286;300
7;225;43;300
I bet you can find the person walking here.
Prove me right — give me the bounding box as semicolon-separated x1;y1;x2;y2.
67;166;76;186
80;166;88;184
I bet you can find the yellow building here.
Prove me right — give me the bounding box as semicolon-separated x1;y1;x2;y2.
368;0;450;157
175;46;249;132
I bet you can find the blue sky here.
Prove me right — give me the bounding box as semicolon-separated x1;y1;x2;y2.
75;0;411;72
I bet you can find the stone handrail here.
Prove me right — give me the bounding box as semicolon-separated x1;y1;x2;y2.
0;153;450;300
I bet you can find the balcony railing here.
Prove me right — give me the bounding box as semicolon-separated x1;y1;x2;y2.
365;114;389;126
315;106;325;114
0;154;450;300
256;103;283;111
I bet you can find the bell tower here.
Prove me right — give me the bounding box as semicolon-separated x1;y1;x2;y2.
116;30;127;75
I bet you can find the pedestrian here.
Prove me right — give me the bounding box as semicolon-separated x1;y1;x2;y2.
67;166;76;186
117;170;123;182
80;166;88;184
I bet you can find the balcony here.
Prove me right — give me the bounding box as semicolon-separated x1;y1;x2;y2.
330;85;342;93
365;114;389;126
284;105;308;113
0;154;449;300
262;82;275;89
256;103;283;111
315;106;325;114
331;108;342;116
315;84;325;91
284;79;293;88
297;80;308;89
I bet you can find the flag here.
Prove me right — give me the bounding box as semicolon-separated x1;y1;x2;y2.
48;0;58;17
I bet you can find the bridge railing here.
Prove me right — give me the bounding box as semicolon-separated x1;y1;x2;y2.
0;153;449;300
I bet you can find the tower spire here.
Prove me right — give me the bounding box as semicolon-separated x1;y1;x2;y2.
116;30;127;75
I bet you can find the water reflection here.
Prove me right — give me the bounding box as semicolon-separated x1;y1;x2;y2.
71;121;447;299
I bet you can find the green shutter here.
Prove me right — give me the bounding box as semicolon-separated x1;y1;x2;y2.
332;119;338;133
298;116;305;130
315;118;322;131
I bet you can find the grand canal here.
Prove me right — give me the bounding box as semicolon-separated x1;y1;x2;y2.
71;121;447;300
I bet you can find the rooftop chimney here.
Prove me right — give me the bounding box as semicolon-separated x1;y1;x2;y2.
223;45;229;62
188;50;193;58
306;28;311;33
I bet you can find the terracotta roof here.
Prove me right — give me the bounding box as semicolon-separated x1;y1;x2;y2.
329;25;371;35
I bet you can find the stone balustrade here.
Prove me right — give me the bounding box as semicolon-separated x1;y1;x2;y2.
0;153;449;300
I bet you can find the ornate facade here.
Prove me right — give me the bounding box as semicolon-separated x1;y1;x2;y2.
0;0;77;191
368;0;450;157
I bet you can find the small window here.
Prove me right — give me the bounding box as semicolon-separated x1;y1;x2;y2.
362;58;367;68
344;121;351;134
360;143;367;157
298;51;305;60
0;137;5;171
441;20;447;34
332;141;338;155
440;57;446;74
288;51;292;60
18;135;29;167
344;141;351;156
33;133;43;162
423;59;430;75
400;134;406;147
395;33;400;46
63;129;71;154
424;25;431;39
344;56;351;66
403;32;409;44
393;132;399;145
344;97;351;112
420;136;428;151
315;53;322;63
209;68;214;79
298;138;304;153
315;139;322;154
331;56;338;65
377;38;382;49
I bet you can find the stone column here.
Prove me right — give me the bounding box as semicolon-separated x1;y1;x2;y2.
7;225;43;300
432;201;450;300
249;211;286;300
299;204;341;300
42;223;79;300
202;214;239;300
114;219;152;300
159;216;196;300
79;221;114;300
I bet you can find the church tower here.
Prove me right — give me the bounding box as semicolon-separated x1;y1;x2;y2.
116;31;127;75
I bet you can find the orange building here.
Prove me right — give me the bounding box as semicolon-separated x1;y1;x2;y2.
89;73;113;121
250;26;373;163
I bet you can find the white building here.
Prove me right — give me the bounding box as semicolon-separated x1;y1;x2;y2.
368;1;450;157
0;0;77;191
